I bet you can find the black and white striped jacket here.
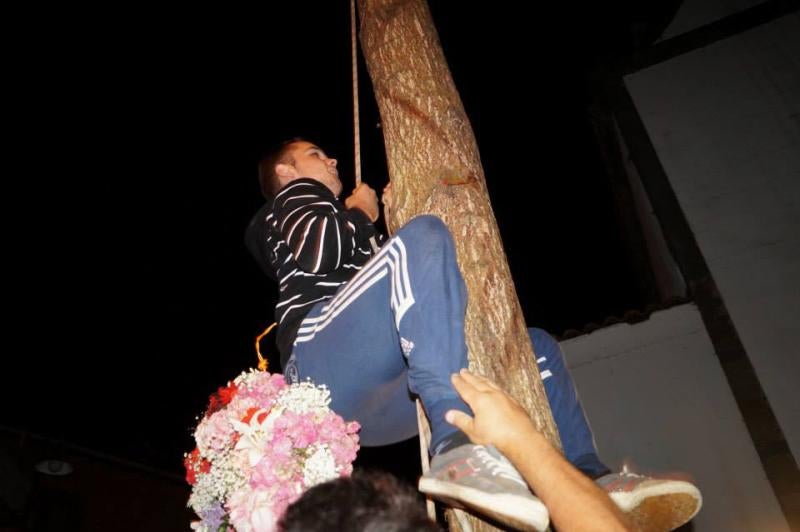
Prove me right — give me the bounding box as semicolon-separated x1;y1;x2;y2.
245;178;384;365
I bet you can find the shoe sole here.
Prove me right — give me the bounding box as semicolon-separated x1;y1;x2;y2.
610;481;702;532
419;477;549;532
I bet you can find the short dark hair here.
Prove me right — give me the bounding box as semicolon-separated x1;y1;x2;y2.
280;470;439;532
257;138;306;199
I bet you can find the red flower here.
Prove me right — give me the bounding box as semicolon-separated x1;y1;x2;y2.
207;395;222;415
184;448;202;486
217;383;238;405
241;407;259;424
205;383;239;416
241;406;271;425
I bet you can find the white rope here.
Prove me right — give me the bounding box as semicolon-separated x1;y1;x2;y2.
416;399;437;521
351;0;379;253
350;0;361;187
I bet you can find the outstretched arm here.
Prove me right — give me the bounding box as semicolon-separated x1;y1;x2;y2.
446;370;631;532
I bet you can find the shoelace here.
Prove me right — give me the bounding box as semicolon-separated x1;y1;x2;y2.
475;446;527;487
599;466;648;492
620;464;645;479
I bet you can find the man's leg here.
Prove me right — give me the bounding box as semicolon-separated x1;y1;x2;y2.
290;216;549;529
395;219;550;531
287;215;471;451
529;328;610;479
391;216;473;455
530;328;702;529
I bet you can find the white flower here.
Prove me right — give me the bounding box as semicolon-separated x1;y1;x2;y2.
203;449;247;502
302;445;338;487
231;407;282;467
277;381;331;415
188;473;218;515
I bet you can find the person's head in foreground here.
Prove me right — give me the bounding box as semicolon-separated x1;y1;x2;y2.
280;470;439;532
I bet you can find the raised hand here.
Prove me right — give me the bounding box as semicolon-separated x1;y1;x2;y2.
446;369;537;454
344;182;379;222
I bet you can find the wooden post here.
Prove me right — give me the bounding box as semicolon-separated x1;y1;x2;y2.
358;1;561;530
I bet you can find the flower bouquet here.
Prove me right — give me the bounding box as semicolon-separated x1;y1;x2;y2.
184;369;360;532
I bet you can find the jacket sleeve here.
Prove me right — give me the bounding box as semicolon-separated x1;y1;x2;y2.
273;180;378;273
244;203;278;281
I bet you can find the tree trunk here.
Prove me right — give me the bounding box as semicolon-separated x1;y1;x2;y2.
358;1;561;530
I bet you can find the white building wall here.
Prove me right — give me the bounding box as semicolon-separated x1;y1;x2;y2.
624;13;800;462
562;305;789;531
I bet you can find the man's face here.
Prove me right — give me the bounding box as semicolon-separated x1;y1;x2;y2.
282;141;342;197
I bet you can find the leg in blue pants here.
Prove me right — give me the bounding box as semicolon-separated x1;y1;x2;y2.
283;214;608;475
529;327;610;479
285;216;471;452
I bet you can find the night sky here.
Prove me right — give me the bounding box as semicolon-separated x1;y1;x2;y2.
7;1;678;475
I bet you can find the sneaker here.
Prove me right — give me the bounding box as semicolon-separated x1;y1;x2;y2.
418;444;549;531
596;468;702;531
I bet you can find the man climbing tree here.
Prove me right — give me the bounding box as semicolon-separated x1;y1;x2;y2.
245;0;701;529
246;138;551;530
246;140;702;532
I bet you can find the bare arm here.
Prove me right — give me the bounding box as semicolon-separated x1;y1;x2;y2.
446;370;631;532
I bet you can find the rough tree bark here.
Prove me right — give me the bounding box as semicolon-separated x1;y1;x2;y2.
358;1;561;530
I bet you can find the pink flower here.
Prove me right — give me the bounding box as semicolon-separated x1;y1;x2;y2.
187;369;360;532
227;488;277;532
272;410;298;431
250;459;280;488
269;434;293;460
317;413;346;443
273;481;303;516
291;415;319;449
330;437;358;466
236;372;287;408
195;410;235;455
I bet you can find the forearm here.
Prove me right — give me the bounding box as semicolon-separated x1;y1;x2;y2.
502;429;631;532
